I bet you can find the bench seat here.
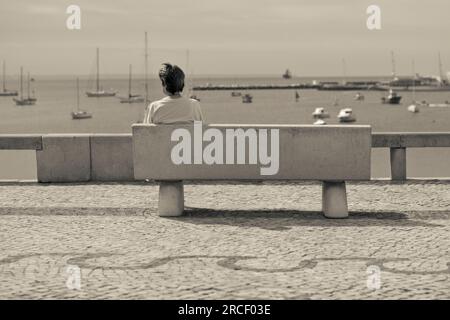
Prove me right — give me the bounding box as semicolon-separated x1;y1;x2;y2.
132;124;372;218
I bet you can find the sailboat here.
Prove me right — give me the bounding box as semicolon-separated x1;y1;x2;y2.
381;89;402;104
86;48;116;97
72;78;92;119
118;64;144;103
13;67;36;105
144;31;149;105
282;69;292;79
407;60;419;113
186;49;200;101
0;61;18;96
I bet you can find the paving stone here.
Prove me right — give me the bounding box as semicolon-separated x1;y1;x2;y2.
0;181;449;299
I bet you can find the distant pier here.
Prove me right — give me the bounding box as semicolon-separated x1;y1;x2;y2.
193;83;319;91
193;81;388;91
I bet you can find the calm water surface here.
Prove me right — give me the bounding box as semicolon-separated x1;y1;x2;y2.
1;76;449;179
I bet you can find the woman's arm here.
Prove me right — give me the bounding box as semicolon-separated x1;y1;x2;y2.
143;103;153;124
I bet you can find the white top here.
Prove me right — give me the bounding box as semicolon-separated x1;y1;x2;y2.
144;95;204;124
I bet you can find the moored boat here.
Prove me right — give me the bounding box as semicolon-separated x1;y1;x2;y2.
312;107;330;119
72;78;92;120
282;69;292;79
13;67;36;106
86;48;116;97
337;108;356;123
407;104;419;113
354;92;365;101
0;61;18;97
313;119;327;125
381;89;402;104
242;93;253;103
72;110;93;119
428;102;450;108
118;64;144;103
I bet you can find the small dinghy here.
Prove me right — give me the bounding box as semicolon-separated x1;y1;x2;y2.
337;108;356;123
407;103;419;113
242;94;253;103
312;107;330;119
354;92;365;101
313;119;327;125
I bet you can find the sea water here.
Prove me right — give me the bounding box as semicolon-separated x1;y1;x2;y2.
1;76;449;179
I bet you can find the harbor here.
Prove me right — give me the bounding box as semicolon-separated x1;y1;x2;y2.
1;0;450;303
192;77;450;92
1;75;450;180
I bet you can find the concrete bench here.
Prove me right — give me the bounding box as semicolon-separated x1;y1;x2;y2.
132;123;372;218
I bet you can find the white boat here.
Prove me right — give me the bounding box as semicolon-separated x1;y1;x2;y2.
119;94;145;103
13;67;36;106
407;104;419;113
354;92;364;101
118;64;144;103
313;119;327;125
312;107;330;119
407;61;419;113
72;78;92;120
428;102;450;108
86;48;116;97
337;108;356;122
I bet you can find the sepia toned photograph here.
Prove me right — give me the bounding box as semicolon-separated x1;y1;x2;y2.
0;0;449;306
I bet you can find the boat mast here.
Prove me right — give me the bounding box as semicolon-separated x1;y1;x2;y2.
76;77;80;111
2;61;5;92
128;64;132;98
27;72;31;99
342;58;347;84
412;59;416;102
438;52;444;85
186;49;190;94
19;66;23;100
96;47;100;92
144;32;149;104
391;51;396;78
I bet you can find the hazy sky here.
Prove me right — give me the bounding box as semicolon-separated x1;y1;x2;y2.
1;0;450;76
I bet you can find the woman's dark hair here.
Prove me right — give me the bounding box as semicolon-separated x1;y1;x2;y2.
158;63;185;94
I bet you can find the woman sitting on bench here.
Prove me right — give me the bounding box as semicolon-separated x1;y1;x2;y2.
143;63;204;124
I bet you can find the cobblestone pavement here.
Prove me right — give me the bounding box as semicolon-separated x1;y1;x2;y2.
0;180;449;299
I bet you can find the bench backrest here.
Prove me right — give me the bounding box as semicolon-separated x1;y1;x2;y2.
132;124;371;181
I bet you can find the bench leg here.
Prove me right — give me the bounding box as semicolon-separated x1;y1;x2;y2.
322;181;348;219
390;147;407;181
158;181;184;217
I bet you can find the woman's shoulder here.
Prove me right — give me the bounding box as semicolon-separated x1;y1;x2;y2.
187;97;201;106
